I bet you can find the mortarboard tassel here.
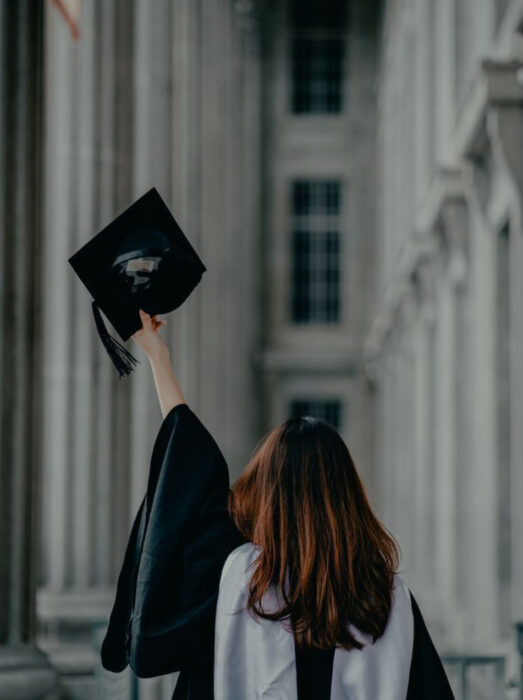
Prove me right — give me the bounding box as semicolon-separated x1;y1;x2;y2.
91;301;141;379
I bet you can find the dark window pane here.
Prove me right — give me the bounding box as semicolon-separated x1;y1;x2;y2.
291;37;344;114
292;231;311;322
289;399;343;431
289;0;347;29
293;180;311;215
290;181;341;323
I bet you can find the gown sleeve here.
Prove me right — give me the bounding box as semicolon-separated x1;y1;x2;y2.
406;592;456;699
100;402;248;679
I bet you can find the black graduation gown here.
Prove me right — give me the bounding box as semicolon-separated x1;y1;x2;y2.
100;403;455;699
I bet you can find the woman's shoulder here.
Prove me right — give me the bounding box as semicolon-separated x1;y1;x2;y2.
391;572;414;615
392;572;410;595
380;572;415;645
219;540;260;587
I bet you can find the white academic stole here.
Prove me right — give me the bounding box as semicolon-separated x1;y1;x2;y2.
214;542;414;700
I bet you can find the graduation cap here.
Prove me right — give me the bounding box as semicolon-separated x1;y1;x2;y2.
68;187;206;379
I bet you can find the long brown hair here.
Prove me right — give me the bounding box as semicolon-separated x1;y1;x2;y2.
227;415;400;653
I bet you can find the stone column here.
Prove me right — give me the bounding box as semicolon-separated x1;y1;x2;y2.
388;332;401;537
392;290;417;577
434;0;457;165
414;0;434;196
37;2;265;697
379;342;394;527
440;196;470;645
0;0;58;697
431;202;469;644
482;67;523;632
460;61;523;642
464;162;499;646
238;0;264;467
410;265;433;598
170;0;204;417
403;290;419;577
39;2;136;695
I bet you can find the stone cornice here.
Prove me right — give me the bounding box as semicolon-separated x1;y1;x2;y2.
365;167;469;356
37;587;116;621
415;167;467;236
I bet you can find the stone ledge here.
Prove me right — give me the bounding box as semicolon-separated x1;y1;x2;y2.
0;647;58;700
254;347;366;373
37;587;114;622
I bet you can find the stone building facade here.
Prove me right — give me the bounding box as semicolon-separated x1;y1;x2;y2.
0;1;58;698
258;0;379;492
1;0;523;698
368;0;523;686
1;0;263;697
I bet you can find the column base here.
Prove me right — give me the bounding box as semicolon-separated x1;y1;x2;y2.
0;646;58;700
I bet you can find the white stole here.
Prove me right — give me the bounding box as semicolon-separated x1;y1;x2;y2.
214;542;414;700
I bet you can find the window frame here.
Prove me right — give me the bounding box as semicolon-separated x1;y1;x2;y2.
289;29;346;115
289;177;344;326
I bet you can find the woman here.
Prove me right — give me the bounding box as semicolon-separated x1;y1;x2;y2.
100;310;455;699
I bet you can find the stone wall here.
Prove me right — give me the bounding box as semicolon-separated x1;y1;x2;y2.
369;0;523;677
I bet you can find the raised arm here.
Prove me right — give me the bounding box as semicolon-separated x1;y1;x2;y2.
101;312;247;681
132;308;186;417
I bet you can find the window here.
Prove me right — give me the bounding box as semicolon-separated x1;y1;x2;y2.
291;37;344;113
291;180;341;323
289;398;342;431
289;0;346;114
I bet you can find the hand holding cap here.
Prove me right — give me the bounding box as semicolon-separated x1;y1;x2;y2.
68;187;206;379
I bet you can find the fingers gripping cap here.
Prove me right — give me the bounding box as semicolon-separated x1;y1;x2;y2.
68;187;206;379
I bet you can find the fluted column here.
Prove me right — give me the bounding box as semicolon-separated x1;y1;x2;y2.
483;75;523;631
441;197;471;645
0;0;57;696
433;259;458;637
129;0;174;514
462;58;523;644
236;1;264;472
388;335;401;536
466;169;499;647
170;0;204;416
378;344;393;526
411;259;437;601
39;2;136;695
37;2;265;697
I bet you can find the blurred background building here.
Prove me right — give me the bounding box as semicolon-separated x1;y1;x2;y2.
1;0;523;698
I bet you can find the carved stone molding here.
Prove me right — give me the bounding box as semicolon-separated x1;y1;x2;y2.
461;60;523;213
487;105;523;210
416;167;469;291
469;137;494;215
398;280;419;335
439;197;469;290
366;168;468;356
411;256;437;326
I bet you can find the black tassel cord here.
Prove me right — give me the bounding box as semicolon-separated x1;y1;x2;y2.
91;301;141;379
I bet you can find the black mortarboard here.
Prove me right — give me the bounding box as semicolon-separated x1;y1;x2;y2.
68;187;206;379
